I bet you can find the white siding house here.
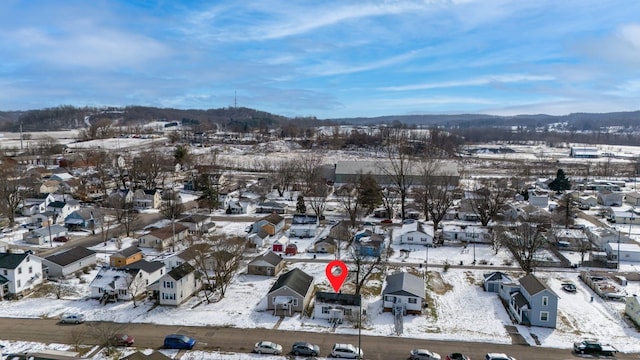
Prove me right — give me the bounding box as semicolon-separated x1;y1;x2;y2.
0;252;44;299
158;263;200;306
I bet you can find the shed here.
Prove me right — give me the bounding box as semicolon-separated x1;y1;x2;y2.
285;243;298;256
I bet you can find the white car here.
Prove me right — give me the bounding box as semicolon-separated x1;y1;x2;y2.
330;343;363;359
485;353;516;360
60;313;86;324
410;348;442;360
253;341;282;355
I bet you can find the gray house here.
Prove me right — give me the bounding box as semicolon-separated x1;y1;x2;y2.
23;225;67;245
42;246;97;278
248;251;285;276
499;273;558;328
483;271;512;293
382;272;425;315
267;268;314;316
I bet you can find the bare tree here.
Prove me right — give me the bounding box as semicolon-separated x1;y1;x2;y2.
414;160;457;231
297;153;323;194
380;129;415;220
306;177;330;220
336;184;362;228
349;249;385;295
380;187;398;220
162;190;184;252
132;147;165;189
553;193;576;229
469;179;513;226
127;272;147;308
498;223;548;274
271;159;298;197
108;196;139;237
68;328;86;352
89;322;129;353
0;161;23;226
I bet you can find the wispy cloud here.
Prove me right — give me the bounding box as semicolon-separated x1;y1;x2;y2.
380;74;555;91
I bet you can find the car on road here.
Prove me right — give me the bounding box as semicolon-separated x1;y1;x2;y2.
110;334;135;347
485;353;516;360
330;343;363;359
380;219;393;224
410;348;441;360
53;236;69;242
253;341;282;355
59;313;85;324
163;334;196;350
291;342;320;357
573;338;617;356
445;353;471;360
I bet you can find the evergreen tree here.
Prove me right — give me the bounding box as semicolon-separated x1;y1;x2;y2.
296;195;307;214
549;169;571;193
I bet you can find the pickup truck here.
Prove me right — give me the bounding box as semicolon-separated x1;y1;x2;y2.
573;339;617;356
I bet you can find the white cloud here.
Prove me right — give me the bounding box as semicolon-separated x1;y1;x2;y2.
381;74;555;91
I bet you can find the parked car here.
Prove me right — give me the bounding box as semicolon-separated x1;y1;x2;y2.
380;219;393;224
163;334;196;350
573;338;617;356
562;283;577;293
446;353;471;360
53;236;69;242
410;348;441;360
253;341;282;355
110;334;135;347
291;342;320;356
330;343;362;359
485;353;515;360
59;313;85;324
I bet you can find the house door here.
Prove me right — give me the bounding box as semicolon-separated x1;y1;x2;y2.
266;267;273;276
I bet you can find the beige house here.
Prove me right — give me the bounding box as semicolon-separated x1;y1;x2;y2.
248;251;285;276
139;223;189;251
134;189;162;209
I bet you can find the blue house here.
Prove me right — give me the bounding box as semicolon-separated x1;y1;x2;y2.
499;273;558;328
64;209;97;232
352;230;384;257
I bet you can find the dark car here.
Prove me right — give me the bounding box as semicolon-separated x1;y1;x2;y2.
110;334;135;347
53;236;69;242
163;334;196;350
562;283;577;293
573;338;617;356
446;353;471;360
291;342;320;357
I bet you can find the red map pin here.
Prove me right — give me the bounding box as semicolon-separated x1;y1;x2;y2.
325;260;348;293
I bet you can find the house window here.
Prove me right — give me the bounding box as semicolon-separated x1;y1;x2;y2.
98;288;103;293
18;267;22;274
542;296;548;306
385;295;395;302
119;289;127;296
322;306;330;314
28;267;32;274
293;298;298;307
344;309;352;316
164;281;174;288
407;237;413;241
17;280;21;288
421;238;426;242
540;311;549;322
408;298;417;304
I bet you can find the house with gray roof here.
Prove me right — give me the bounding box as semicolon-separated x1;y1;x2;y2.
382;272;425;315
156;262;199;306
313;291;362;323
248;251;285;276
23;224;67;245
0;252;43;299
251;213;285;236
42;246;97;278
499;273;558;328
483;271;512;293
267;268;314;316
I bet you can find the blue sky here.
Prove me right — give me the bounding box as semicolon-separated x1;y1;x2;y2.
1;0;640;119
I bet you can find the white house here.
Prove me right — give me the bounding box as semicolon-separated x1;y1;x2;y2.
157;262;200;306
0;252;44;299
597;190;624;207
382;272;425;315
606;242;640;263
399;221;434;245
89;265;158;303
608;209;640;224
442;224;491;243
626;192;640;207
23;225;67;245
289;214;319;238
313;291;362;323
528;191;549;208
41;246;97;278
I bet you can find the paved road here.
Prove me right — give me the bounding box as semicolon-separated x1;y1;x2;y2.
0;318;634;360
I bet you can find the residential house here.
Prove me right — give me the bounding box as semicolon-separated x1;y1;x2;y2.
626;192;640;207
550;228;589;250
0;252;43;299
289;214;319;238
382;272;425;315
442;224;491;243
456;199;480;221
256;201;287;214
579;195;598;209
313;237;337;254
224;198;255;214
528;191;549;208
499;273;558;328
122;260;166;289
110;246;144;267
267;268;314;316
90;263;162;303
570;146;599;158
399;221;434;245
39;179;60;194
586;226;631;250
247;251;285;276
251;213;285;236
178;215;212;235
46;200;80;223
605;242;640;263
134;189;162;209
353;230;384;257
483;271;512;293
64;209;96;232
156;262;200;306
597;190;624;207
247;229;271;248
19;197;48;216
23;225;67;245
138;223;189;251
327;221;352;243
313;291;361;323
108;189;134;206
42;246;97;278
625;295;640;328
50;171;75;183
607;208;640;224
